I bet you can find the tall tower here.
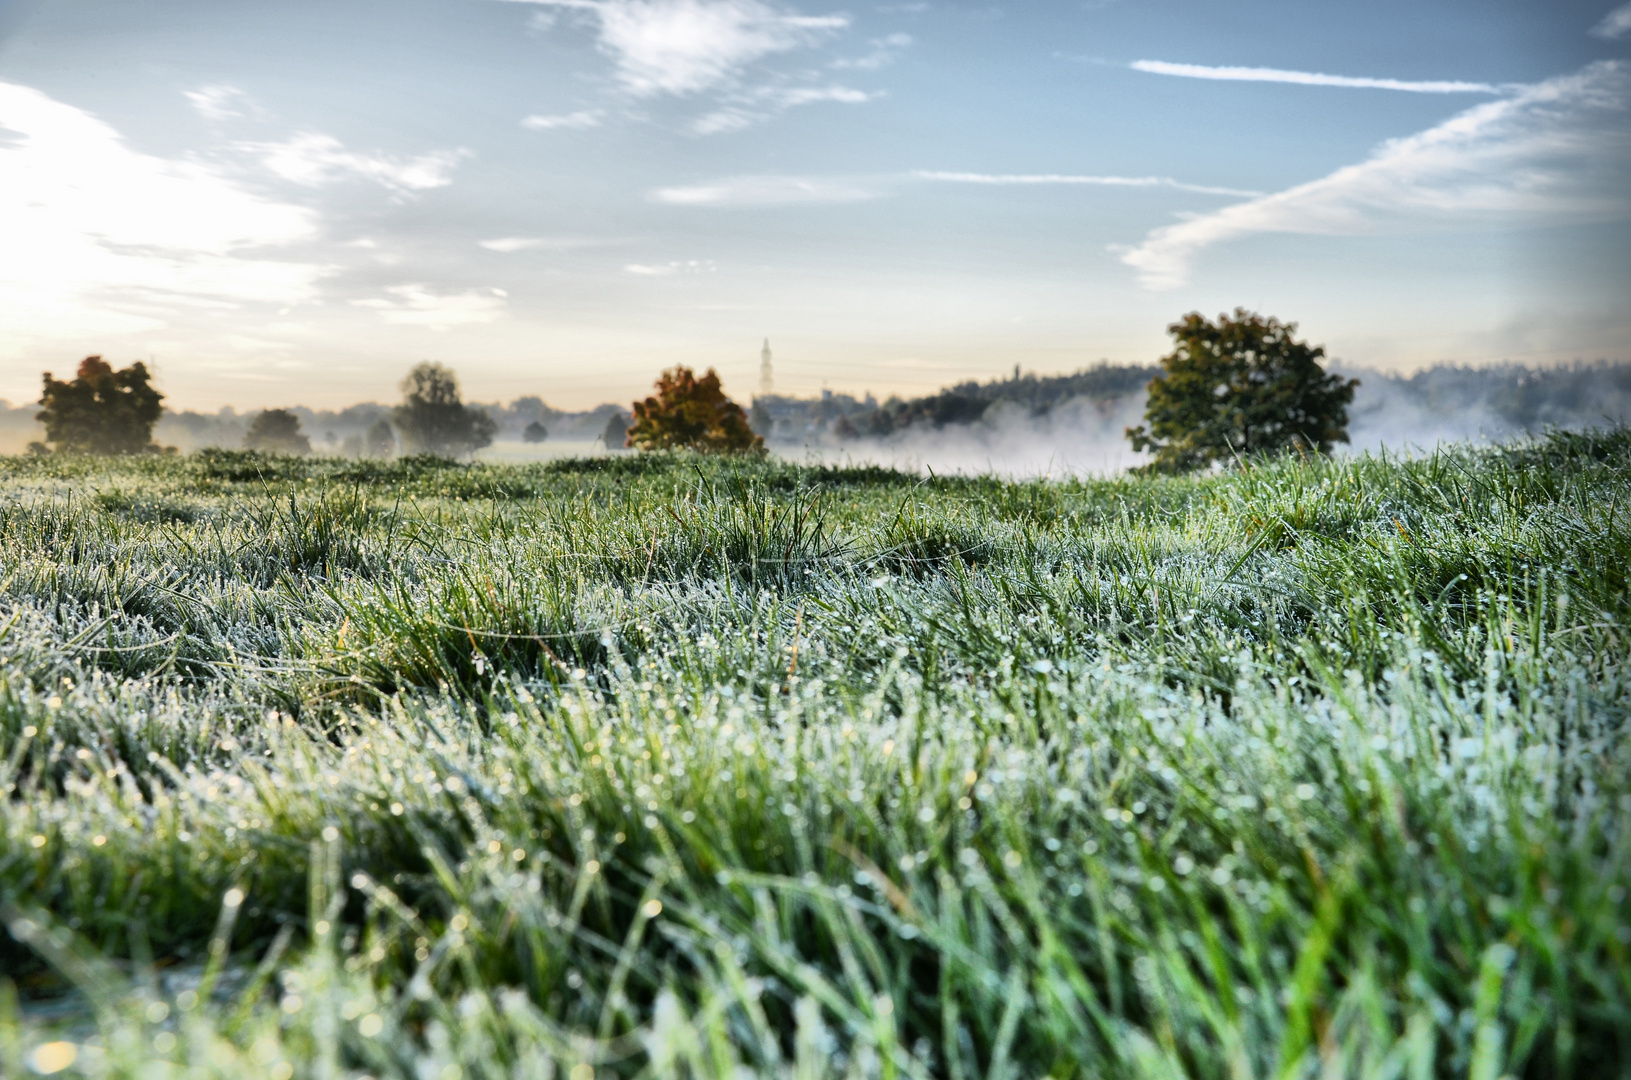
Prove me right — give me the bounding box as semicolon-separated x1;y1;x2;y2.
759;338;774;396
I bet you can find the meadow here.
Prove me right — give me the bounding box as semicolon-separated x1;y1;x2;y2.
0;431;1627;1079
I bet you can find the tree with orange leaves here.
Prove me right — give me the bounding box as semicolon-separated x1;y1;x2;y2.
626;366;765;454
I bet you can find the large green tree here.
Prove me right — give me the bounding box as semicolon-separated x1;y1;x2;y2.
37;356;165;454
627;366;764;454
391;362;497;457
1127;309;1359;473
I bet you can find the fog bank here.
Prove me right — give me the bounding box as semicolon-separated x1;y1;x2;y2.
775;361;1631;478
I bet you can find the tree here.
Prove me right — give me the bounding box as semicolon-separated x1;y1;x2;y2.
1126;309;1359;473
391;362;497;457
522;420;549;444
243;408;311;455
601;412;630;450
627;366;764;455
37;356;165;454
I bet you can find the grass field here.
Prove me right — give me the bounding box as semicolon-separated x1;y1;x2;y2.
1;432;1628;1079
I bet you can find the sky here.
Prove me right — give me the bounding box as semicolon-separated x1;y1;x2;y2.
1;0;1628;411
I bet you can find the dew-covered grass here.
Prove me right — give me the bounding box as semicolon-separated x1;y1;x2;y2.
0;433;1628;1078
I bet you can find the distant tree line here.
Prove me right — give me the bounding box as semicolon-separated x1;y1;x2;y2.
26;358;505;459
864;364;1157;435
13;338;1631;462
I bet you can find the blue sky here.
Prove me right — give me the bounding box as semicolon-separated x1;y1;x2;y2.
1;0;1627;409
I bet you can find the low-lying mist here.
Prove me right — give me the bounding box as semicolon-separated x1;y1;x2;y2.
779;394;1153;478
779;361;1631;478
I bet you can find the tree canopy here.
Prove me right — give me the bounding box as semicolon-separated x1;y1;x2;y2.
391;362;497;457
627;367;763;454
1126;309;1358;473
37;356;166;455
243;408;312;455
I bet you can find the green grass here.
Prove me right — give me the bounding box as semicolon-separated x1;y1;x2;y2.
0;432;1627;1079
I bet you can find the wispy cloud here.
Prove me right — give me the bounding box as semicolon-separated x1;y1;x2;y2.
0;80;324;342
916;171;1264;198
650;174;880;205
1119;61;1631;290
1131;59;1502;94
351;285;508;330
184;84;255;121
776;85;872;106
832;32;912;71
520;109;604;129
240;133;470;195
691;83;874;133
506;0;848;96
1592;2;1631;39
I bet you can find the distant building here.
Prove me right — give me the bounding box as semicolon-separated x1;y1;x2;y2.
759;339;774;395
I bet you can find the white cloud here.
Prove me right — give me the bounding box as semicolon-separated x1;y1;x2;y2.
480;237;551;252
1592;2;1631;39
521;109;604;129
1119;61;1631;290
916;171;1264;198
1130;60;1502;94
624;259;717;274
478;236;626;251
350;285;507;330
508;0;848;96
0;80;325;343
649;174;880;205
184;84;255;121
240;133;470;195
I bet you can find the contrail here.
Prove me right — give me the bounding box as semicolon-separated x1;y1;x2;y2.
1131;59;1503;94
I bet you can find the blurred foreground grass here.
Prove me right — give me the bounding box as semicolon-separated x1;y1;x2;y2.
0;434;1627;1078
